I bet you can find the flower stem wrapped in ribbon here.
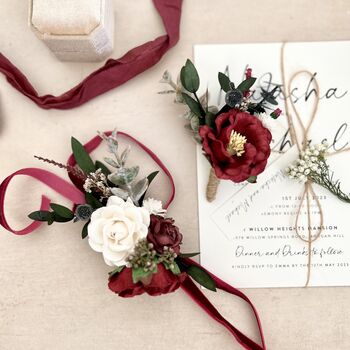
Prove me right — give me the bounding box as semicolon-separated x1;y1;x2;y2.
0;130;266;350
160;60;282;201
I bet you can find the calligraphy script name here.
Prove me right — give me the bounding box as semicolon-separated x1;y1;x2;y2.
218;68;349;153
224;170;286;223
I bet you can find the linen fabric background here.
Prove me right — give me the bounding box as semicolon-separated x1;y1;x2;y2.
0;1;349;349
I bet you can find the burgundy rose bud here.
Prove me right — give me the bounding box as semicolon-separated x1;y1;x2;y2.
245;68;252;79
270;108;282;119
147;215;183;254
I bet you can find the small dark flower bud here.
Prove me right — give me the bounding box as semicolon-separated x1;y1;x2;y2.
225;89;243;108
75;204;93;221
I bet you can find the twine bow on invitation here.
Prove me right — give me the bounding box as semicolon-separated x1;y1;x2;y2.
280;43;350;286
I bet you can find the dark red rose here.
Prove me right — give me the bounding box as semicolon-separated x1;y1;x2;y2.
199;109;272;183
147;215;183;254
108;264;186;298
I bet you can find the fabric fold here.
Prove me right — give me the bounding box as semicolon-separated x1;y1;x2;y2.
0;0;182;109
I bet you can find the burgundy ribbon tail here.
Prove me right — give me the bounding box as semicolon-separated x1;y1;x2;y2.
0;168;85;235
0;0;183;110
181;259;266;350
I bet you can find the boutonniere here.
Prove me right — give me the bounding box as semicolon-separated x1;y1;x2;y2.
160;60;282;201
0;130;267;350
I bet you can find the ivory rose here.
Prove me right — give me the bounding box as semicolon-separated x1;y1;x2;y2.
87;196;150;266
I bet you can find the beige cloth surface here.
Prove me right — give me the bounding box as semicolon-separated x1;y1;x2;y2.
0;1;349;349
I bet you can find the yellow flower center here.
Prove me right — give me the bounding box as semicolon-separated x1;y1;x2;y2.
227;130;247;157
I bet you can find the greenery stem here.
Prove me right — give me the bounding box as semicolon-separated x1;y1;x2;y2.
193;91;206;117
310;162;350;203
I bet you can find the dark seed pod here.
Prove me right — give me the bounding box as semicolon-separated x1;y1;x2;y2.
225;89;243;107
75;204;93;221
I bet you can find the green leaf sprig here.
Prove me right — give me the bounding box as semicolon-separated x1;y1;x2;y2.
28;203;74;225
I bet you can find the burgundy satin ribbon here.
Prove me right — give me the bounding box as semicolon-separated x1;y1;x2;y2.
0;131;266;350
182;259;266;350
0;0;182;110
0;168;84;235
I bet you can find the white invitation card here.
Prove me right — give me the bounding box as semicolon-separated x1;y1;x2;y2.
195;41;350;288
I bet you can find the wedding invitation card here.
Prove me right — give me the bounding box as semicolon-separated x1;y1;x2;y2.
195;41;350;288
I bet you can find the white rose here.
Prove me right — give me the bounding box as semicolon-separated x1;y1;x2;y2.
87;196;150;267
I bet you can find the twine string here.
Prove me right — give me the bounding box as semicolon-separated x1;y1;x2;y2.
280;42;350;286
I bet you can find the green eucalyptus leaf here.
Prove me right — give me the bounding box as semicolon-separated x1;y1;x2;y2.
95;161;111;175
71;137;95;174
180;59;200;93
182;93;202;117
218;72;231;92
104;157;120;169
28;211;52;222
108;166;139;186
131;178;149;203
138;171;159;205
187;265;217;291
50;203;74;219
85;193;103;209
81;221;89;239
110;187;129;200
106;137;118;155
236;77;257;93
120;146;131;166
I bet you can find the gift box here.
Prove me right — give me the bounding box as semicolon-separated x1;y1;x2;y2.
29;0;114;62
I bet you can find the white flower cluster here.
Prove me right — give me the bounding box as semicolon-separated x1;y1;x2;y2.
83;169;112;198
285;142;328;183
142;198;167;217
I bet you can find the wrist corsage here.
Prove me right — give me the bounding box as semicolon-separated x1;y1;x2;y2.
0;130;266;350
